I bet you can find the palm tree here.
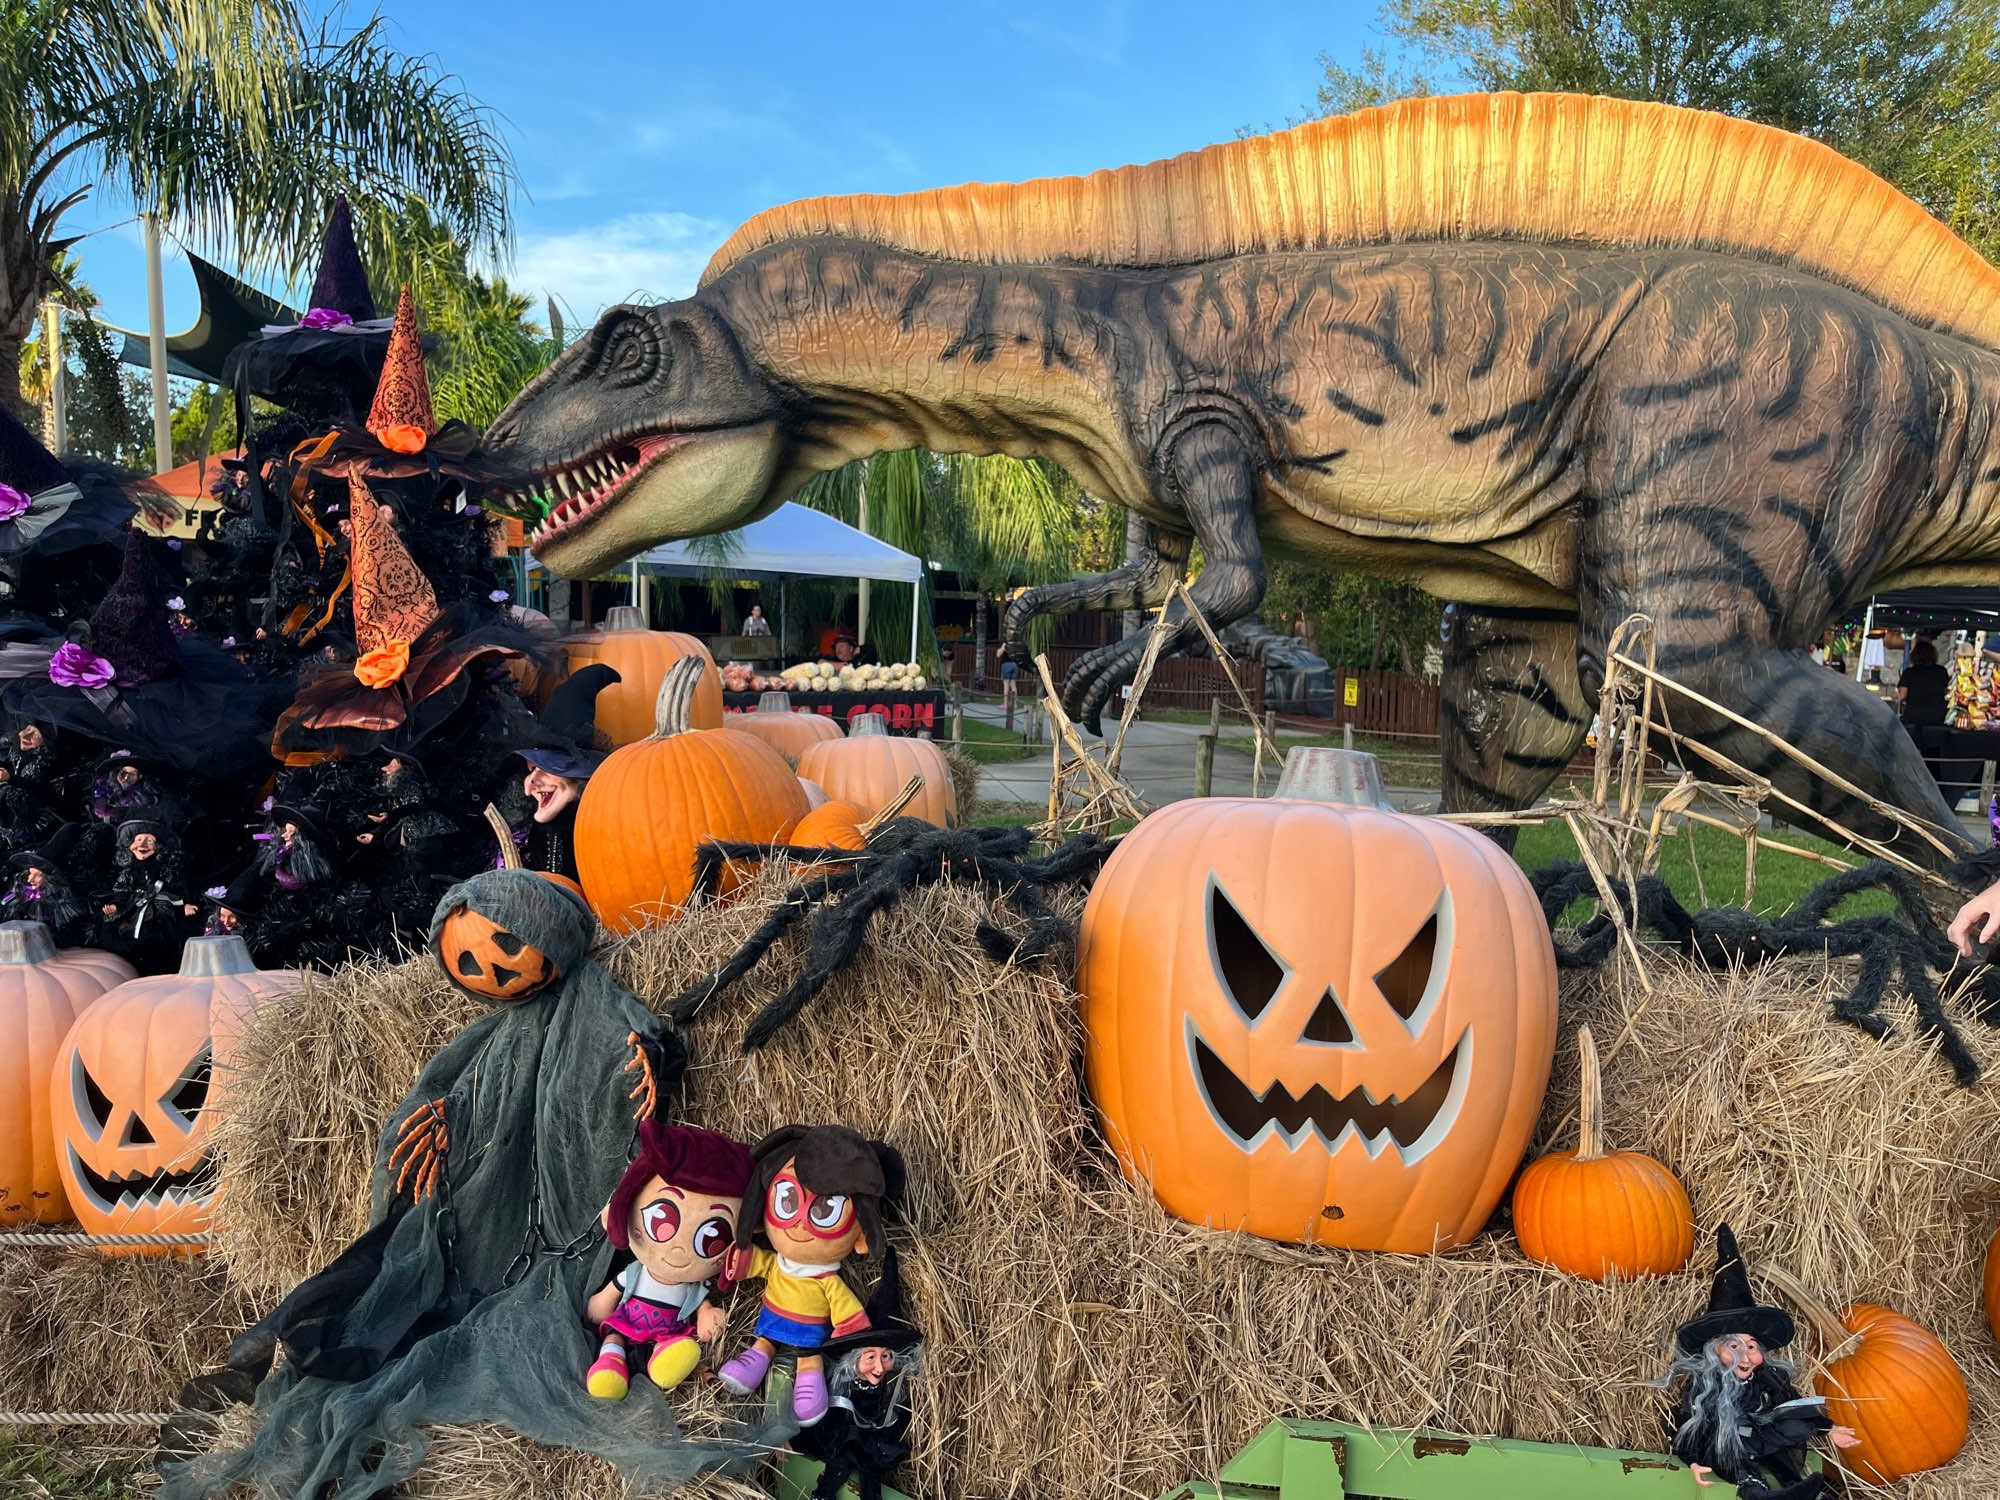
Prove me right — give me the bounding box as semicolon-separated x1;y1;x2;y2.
0;1;512;418
795;452;1077;681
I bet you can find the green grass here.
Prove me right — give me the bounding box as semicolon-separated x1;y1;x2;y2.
1512;818;1884;917
1214;730;1443;788
0;1438;146;1498
947;717;1037;765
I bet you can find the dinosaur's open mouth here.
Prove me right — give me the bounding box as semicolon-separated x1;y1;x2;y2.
67;1143;219;1215
1187;1019;1469;1163
492;433;686;550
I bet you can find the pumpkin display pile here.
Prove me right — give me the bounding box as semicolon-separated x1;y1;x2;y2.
729;690;847;766
778;659;929;694
796;711;956;826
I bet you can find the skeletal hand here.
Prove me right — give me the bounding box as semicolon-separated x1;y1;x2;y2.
388;1098;450;1201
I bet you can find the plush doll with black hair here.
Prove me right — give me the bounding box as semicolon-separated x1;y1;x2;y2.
163;871;768;1500
791;1247;926;1500
718;1124;906;1427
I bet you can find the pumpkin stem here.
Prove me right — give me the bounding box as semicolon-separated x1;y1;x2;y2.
179;934;265;978
1574;1024;1606;1161
1760;1263;1864;1362
485;804;522;870
757;691;793;714
861;776;925;837
604;604;647;633
1272;747;1393;809
849;711;888;738
650;655;707;739
0;919;58;964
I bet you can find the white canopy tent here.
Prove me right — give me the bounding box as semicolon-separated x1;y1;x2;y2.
535;502;926;660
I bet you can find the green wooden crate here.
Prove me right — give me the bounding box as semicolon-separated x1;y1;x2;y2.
1157;1419;1806;1499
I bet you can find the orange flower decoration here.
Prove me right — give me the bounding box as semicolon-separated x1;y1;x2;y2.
373;423;429;455
353;639;412;688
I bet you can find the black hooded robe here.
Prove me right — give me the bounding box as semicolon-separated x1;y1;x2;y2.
158;870;782;1498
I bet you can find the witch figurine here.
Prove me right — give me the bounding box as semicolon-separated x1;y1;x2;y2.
507;664;620;884
791;1247;927;1500
2;824;90;946
1665;1225;1859;1499
95;817;197;973
201;868;260;940
245;801;363;968
0;719;65;851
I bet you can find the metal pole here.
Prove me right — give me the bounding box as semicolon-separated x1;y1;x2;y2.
628;556;641;613
44;301;64;451
856;462;871;647
909;579;919;664
142;213;172;474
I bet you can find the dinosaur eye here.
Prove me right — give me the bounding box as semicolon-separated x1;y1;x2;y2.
591;312;661;389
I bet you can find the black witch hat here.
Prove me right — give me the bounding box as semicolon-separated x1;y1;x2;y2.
514;664;621;781
821;1247;923;1359
269;802;326;841
86;530;183;686
306;197;377;322
0;401;71;497
8;821;81;874
208;866;263;919
1676;1225;1796;1354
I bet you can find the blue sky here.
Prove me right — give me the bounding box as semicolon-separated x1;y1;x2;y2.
72;1;1378;338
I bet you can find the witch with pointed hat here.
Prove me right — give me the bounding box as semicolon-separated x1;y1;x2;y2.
1665;1226;1858;1498
95;816;197;973
2;823;90;945
790;1246;927;1500
505;663;620;883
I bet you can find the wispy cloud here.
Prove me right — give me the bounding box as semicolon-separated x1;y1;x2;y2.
511;211;731;322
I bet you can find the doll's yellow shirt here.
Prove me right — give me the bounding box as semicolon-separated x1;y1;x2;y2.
749;1247;863;1326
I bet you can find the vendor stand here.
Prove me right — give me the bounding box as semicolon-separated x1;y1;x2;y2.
723;688;947;734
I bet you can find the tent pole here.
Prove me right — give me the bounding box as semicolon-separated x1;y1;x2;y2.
857;462;871;647
910;580;919;663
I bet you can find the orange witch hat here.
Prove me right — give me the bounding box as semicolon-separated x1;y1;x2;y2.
347;475;439;657
365;286;437;445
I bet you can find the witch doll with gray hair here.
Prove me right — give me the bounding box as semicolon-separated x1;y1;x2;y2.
1665;1226;1858;1499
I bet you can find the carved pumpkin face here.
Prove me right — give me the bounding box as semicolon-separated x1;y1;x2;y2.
439;904;557;1000
1078;793;1558;1252
50;936;298;1246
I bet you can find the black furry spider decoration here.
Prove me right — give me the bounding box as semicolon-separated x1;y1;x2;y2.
1530;859;1998;1086
668;818;1115;1051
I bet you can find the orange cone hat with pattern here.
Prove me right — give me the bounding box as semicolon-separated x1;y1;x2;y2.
347;475;439;672
366;287;436;449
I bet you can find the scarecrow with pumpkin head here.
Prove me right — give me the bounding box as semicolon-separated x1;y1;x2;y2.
1666;1226;1859;1499
164;870;775;1500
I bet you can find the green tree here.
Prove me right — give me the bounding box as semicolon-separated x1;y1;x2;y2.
0;0;512;419
17;253;145;465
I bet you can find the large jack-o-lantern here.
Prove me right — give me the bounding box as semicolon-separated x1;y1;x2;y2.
49;935;302;1248
1077;749;1558;1252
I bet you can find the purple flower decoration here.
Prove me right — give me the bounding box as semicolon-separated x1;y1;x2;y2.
260;794;274;812
0;482;29;521
166;595;185;611
464;504;482;516
204;885;227;900
300;307;353;330
48;642;115;689
488;589;510;603
166;538;183;551
221;635;237;648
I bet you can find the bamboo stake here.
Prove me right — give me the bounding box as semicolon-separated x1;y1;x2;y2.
1676;809;1858;872
1562;810;1652;990
1165;581;1283;772
484;805;521;870
1106;603;1173;777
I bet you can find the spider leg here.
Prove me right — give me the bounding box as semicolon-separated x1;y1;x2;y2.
741;868;916;1051
667;864;869;1024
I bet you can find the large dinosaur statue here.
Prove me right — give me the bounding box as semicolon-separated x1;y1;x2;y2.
485;92;2000;861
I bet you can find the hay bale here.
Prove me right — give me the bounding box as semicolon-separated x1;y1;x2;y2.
210;871;2000;1498
941;744;980;825
0;1247;253;1424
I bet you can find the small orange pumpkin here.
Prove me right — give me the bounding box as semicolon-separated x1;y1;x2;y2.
796;712;955;826
563;605;723;744
1511;1025;1693;1280
50;935;301;1250
1984;1225;1999;1348
1077;748;1558;1252
790;799;871;852
733;691;844;768
438;904;560;1000
575;657;809;934
0;922;133;1226
1764;1265;1970;1484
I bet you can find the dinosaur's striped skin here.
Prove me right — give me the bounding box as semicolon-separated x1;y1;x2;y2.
488;225;1994;857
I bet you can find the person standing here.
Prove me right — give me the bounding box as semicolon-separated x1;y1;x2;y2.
999;652;1019;712
744;604;771;636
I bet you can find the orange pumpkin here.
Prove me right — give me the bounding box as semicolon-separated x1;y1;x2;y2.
790;799;871;852
563;604;722;744
1984;1226;2000;1348
1077;748;1558;1251
1764;1266;1970;1484
1511;1025;1693;1280
0;922;133;1226
50;935;302;1249
796;712;955;826
576;656;809;934
437;902;562;1000
733;691;844;768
